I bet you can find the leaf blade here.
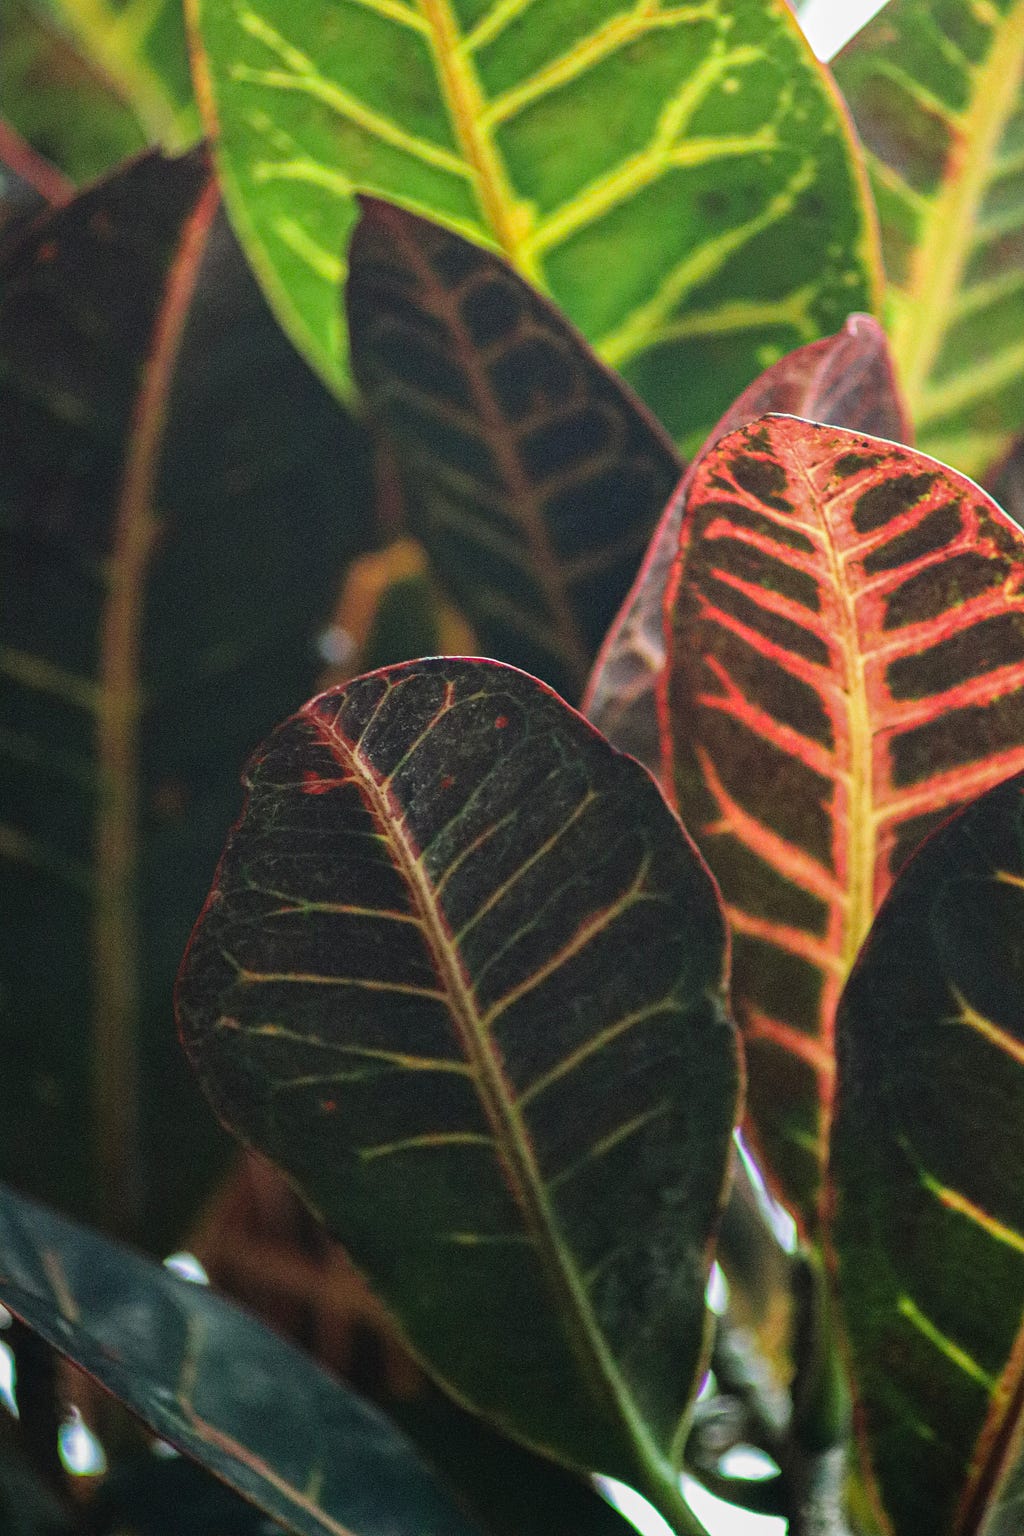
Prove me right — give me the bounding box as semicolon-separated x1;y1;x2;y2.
0;147;374;1244
190;0;881;442
833;0;1024;477
0;1180;483;1536
347;198;683;700
176;658;739;1513
829;772;1024;1536
662;417;1024;1227
584;315;910;773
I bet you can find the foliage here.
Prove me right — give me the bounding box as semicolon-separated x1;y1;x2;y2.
3;3;1024;1536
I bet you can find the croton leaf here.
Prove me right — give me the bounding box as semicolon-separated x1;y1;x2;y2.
38;0;197;148
585;314;910;772
662;415;1024;1229
0;1180;483;1536
0;146;374;1246
830;771;1024;1536
176;658;739;1525
189;0;881;445
347;198;682;701
833;0;1024;479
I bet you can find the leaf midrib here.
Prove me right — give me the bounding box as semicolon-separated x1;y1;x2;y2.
385;205;593;691
93;172;220;1227
892;0;1024;415
417;0;539;280
788;432;875;1197
315;695;675;1493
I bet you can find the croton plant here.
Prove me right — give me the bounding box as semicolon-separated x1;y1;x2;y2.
2;1;1024;1534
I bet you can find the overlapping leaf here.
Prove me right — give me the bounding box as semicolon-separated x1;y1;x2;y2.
190;0;881;445
662;416;1024;1228
0;1180;483;1536
38;0;197;147
347;198;681;700
0;147;374;1244
830;772;1024;1536
0;0;149;182
176;658;739;1525
833;0;1024;477
585;314;910;771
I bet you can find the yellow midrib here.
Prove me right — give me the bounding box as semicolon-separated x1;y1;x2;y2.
416;0;540;280
892;0;1024;414
329;698;680;1500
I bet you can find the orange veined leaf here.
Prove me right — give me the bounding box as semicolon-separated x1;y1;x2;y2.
584;314;910;773
662;414;1024;1229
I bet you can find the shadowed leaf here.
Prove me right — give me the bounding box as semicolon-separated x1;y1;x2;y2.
834;0;1024;477
0;147;374;1246
347;198;681;700
176;658;738;1527
662;416;1024;1229
0;1181;484;1536
190;0;880;443
585;315;910;772
830;771;1024;1536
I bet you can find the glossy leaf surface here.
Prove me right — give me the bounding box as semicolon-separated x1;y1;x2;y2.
0;147;373;1244
40;0;197;147
833;0;1024;478
831;772;1024;1536
663;416;1024;1228
177;658;738;1517
190;0;880;442
0;1181;482;1536
585;315;910;772
348;198;681;701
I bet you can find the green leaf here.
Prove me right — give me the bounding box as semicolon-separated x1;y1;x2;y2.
0;0;149;182
0;1180;484;1536
0;147;375;1246
584;314;911;774
661;416;1024;1228
833;0;1024;479
36;0;198;147
176;658;739;1527
347;197;682;701
190;0;882;444
829;771;1024;1536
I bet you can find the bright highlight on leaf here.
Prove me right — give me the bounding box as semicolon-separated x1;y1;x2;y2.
189;0;881;446
176;658;740;1527
661;415;1024;1229
830;771;1024;1536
